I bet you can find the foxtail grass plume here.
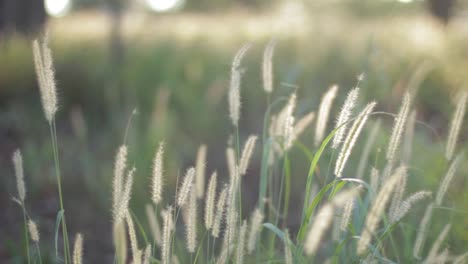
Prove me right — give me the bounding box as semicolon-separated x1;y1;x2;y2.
226;147;236;180
229;43;252;127
392;191;431;223
332;88;359;149
389;166;408;222
236;220;248;264
315;85;339;146
453;252;468;264
284;229;293;264
425;224;451;262
177;167;195;207
357;167;405;255
126;213;139;261
335;102;376;177
247;208;264;254
12;149;26;204
204;171;217;230
186;189;197;253
151;142;164;204
73;233;83;264
370;167;380;193
446;91;467;160
113;222;127;264
32;35;58;123
195;144;207;199
436;154;463;206
283;93;296;149
262;40;276;93
293;112;315;142
161;206;173;264
195;144;207;198
212;184;228;238
386;92;411;164
413;202;434;259
340;200;354;231
145;204;162;245
403;110;417;163
305;188;359;255
113;145;128;222
356;120;381;179
28;220;40;242
143;245;151;264
304;204;333;255
114;167;135;225
239;135;257;175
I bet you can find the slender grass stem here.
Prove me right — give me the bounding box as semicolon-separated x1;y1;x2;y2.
22;206;31;264
49;121;71;264
35;242;43;264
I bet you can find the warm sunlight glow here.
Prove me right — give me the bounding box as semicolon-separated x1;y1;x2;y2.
145;0;184;12
45;0;71;17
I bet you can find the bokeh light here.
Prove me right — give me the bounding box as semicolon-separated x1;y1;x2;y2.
45;0;72;17
145;0;184;12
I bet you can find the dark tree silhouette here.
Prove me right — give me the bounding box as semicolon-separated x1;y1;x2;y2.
0;0;46;36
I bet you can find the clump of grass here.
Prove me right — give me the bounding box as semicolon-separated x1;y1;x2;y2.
8;40;467;264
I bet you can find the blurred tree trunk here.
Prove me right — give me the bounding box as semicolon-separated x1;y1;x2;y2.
428;0;455;25
0;0;46;36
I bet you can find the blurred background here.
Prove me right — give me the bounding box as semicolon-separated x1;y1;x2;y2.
1;0;467;262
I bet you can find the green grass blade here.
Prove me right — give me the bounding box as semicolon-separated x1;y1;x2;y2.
54;210;65;260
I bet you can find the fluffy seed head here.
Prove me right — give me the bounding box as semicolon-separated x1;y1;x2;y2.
229;43;252;127
28;220;40;242
446;91;467;160
143;245;151;264
236;220;248;264
151;142;164;204
413;203;434;259
335;102;376;177
389;166;408;222
204;171;217;230
403;110;417;163
386;92;411;163
126;213;139;261
145;204;162;246
425;224;451;262
32;35;58;123
12;149;26;203
436;154;463;206
332;88;359;149
161;206;173;264
177;167;195;207
195;144;207;199
247;208;264;254
262;40;276;93
315;85;339;146
283;93;296;150
304;204;334;255
357;167;406;255
305;188;359;255
356;120;381;179
212;184;228;238
113;145;128;221
293;111;315;142
226;147;236;180
185;189;197;253
239;135;258;175
392;191;431;222
340;200;354;232
114;167;135;226
73;233;83;264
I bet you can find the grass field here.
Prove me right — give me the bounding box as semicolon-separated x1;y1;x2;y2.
1;4;467;263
